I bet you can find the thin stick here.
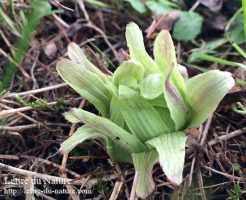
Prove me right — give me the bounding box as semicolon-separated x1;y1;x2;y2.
189;0;200;12
109;181;123;200
76;0;90;21
5;83;67;98
203;165;246;181
197;167;207;200
188;157;196;187
53;0;74;11
0;162;77;184
0;124;39;131
208;127;246;146
115;164;130;199
52;14;70;28
0;162;119;186
0;103;38;124
0;101;58;119
200;116;213;145
129;172;138;200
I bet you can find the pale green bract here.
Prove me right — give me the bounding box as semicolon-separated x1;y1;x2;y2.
56;22;235;199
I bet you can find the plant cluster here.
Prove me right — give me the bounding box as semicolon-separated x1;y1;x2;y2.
56;22;235;198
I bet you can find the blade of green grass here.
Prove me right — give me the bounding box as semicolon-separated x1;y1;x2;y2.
232;43;246;58
242;0;246;39
89;41;116;69
0;6;20;36
191;53;246;70
0;0;61;93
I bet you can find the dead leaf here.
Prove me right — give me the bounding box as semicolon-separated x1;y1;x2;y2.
146;10;180;39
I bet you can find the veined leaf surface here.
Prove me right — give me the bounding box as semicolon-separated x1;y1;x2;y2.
59;125;104;153
64;108;147;153
154;30;186;97
109;95;125;127
67;42;110;81
186;70;235;127
112;60;144;87
57;59;113;116
125;22;159;73
119;87;173;142
164;73;189;131
106;138;133;163
140;73;164;100
147;132;187;185
132;150;159;199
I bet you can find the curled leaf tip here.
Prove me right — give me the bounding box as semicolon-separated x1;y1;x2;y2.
63;110;80;123
177;64;188;80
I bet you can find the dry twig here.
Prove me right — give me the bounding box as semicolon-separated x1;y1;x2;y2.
208;127;246;146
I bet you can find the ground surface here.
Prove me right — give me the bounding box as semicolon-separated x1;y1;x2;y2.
0;0;246;199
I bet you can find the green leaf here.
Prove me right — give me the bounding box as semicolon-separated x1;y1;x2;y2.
119;89;173;142
226;13;245;44
153;30;186;96
164;73;189;131
106;138;133;163
188;53;246;70
146;1;172;15
132;150;159;199
148;95;167;107
32;0;60;19
59;124;132;163
64;108;147;153
188;38;227;63
186;70;235;128
56;59;113;116
125;0;146;13
147;132;187;185
155;107;175;131
109;95;125;127
125;22;159;73
118;84;138;97
173;11;203;41
140;73;164;100
59;125;104;153
67;42;111;80
112;60;144;87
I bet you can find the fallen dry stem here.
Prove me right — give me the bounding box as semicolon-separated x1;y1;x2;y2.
109;181;124;200
0;163;119;187
208;127;246;146
5;83;67;98
0;101;58;119
203;165;246;181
